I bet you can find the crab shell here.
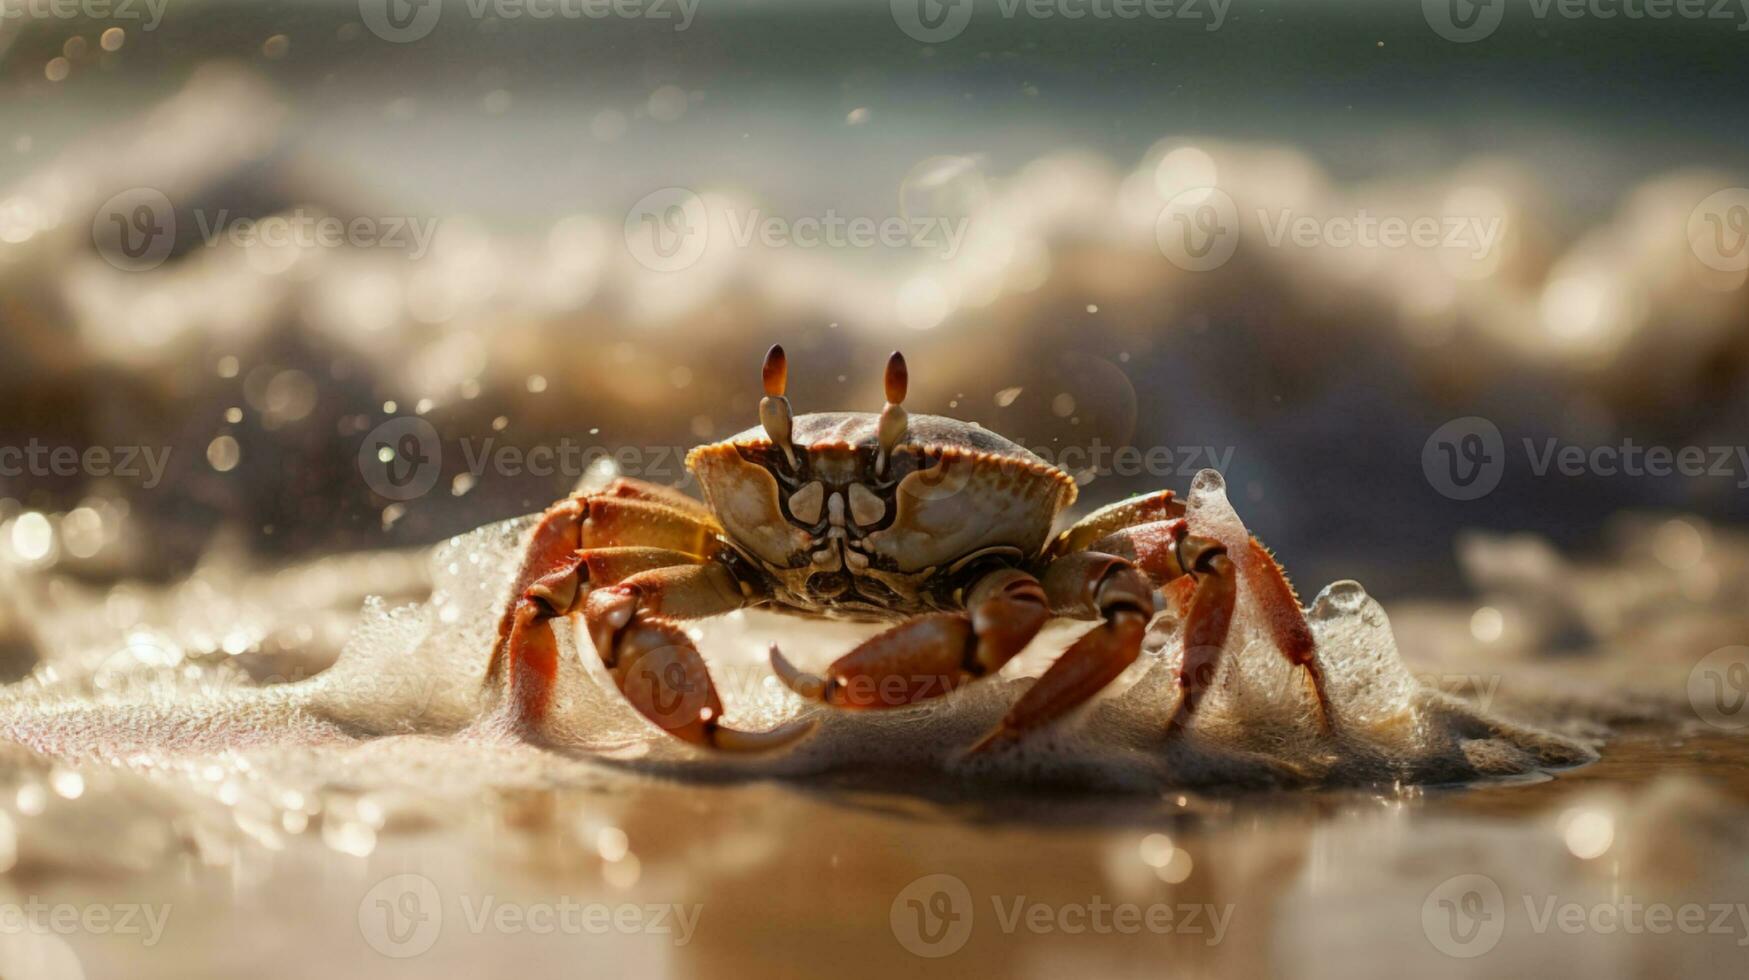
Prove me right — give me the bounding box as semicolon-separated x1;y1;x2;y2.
685;412;1077;612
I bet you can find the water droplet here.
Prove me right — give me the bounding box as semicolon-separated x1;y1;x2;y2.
1188;468;1226;498
1311;580;1369;620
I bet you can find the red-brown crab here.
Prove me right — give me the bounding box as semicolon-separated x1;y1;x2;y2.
486;346;1333;752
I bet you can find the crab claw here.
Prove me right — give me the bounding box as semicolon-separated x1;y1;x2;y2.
599;613;814;753
771;613;981;709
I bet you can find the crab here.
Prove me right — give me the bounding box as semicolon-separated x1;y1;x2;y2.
485;346;1333;752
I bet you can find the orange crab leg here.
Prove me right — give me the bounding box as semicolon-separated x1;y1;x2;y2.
770;568;1049;709
486;497;587;694
1181;535;1331;734
1051;489;1185;557
1077;515;1332;732
967;553;1158;751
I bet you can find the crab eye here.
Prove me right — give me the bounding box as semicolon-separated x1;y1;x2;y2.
847;483;886;527
787;481;824;524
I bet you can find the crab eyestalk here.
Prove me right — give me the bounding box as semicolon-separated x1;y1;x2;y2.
876;350;909;476
760;344;797;468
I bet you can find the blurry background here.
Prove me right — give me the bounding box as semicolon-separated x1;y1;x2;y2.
2;0;1747;600
1;7;1748;979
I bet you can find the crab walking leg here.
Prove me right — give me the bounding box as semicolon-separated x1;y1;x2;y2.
491;548;703;724
963;553;1159;751
1050;489;1185;557
485;497;587;693
485;489;717;696
586;566;815;751
587;475;719;524
1097;522;1333;733
769;568;1050;709
1070;518;1329;731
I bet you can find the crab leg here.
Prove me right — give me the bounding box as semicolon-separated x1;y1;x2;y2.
966;553;1158;751
589;475;718;522
1095;521;1332;733
770;568;1049;709
485;485;809;751
1050;489;1185;557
